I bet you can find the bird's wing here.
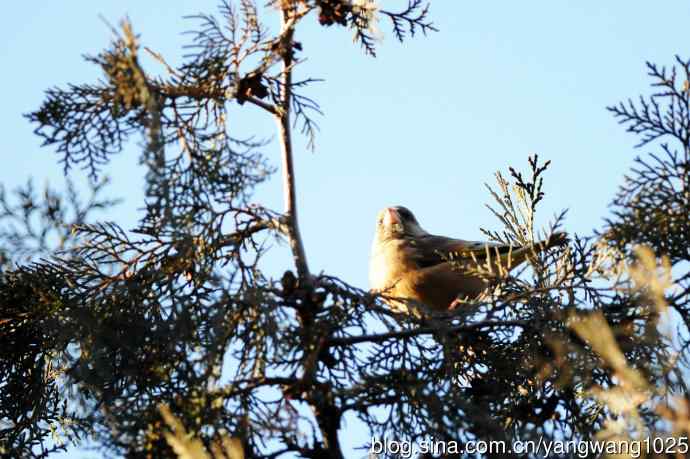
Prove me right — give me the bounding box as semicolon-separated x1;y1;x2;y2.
407;234;522;269
409;232;568;271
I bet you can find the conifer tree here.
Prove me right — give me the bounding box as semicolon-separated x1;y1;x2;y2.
2;2;690;458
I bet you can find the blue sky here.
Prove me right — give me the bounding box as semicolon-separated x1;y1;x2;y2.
3;1;690;458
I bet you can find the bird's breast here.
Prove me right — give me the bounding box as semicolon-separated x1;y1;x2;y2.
368;247;390;291
368;238;417;292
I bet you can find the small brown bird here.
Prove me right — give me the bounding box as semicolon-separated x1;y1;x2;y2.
369;206;567;312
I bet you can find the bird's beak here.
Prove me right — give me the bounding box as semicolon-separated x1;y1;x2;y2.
382;208;400;227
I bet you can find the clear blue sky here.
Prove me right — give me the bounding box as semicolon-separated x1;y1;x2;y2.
2;1;689;458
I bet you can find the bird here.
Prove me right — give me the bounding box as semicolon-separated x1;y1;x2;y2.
369;206;567;312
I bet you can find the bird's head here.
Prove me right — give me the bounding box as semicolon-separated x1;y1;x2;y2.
374;206;427;241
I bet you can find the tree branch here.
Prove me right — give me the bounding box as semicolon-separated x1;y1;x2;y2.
154;83;278;114
327;320;529;347
218;217;286;247
276;6;310;283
